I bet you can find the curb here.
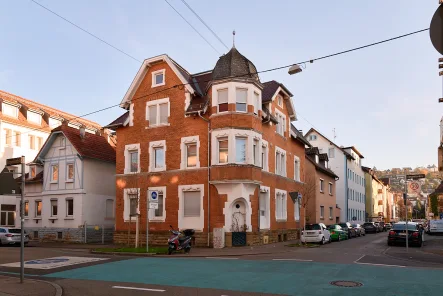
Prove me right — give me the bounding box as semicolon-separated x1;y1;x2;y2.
0;275;62;296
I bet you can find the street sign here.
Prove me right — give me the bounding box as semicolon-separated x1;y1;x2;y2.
440;213;443;219
150;191;158;202
6;157;23;166
406;174;425;180
149;203;158;209
408;181;421;195
430;4;443;55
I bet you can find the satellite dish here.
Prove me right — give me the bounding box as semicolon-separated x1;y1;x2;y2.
430;4;443;55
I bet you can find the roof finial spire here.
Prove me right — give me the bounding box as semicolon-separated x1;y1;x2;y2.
232;30;236;48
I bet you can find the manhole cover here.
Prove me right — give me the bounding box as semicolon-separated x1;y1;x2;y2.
330;281;363;288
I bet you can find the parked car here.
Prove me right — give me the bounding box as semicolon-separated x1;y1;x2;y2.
351;224;366;236
363;222;378;233
385;223;392;230
338;222;357;238
378;222;387;231
301;223;331;245
374;222;383;232
428;219;443;235
387;222;423;247
0;227;29;246
327;224;348;242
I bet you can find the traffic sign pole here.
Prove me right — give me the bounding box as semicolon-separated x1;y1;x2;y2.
20;156;25;283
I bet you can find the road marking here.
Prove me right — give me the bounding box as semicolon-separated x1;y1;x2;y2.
354;255;365;263
354;262;406;268
272;259;313;262
112;286;165;292
205;257;238;260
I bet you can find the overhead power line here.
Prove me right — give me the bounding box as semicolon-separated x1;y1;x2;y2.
179;0;229;50
163;0;221;55
4;26;430;143
30;0;141;63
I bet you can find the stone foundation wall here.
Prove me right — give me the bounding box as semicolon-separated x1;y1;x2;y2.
25;227;84;243
114;229;299;248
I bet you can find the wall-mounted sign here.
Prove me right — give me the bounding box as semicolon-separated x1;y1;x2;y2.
150;191;158;202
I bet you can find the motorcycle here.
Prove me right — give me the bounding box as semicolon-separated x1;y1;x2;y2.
167;225;195;255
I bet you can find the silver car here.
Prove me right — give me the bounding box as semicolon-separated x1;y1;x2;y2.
0;227;29;246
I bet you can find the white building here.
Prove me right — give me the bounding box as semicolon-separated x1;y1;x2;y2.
305;129;366;224
14;125;116;242
0;90;110;228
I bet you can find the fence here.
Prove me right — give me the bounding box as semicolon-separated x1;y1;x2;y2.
84;223;114;244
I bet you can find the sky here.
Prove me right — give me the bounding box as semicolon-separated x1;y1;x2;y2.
0;0;441;170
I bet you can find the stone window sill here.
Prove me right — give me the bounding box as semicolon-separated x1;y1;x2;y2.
276;219;287;222
64;217;74;220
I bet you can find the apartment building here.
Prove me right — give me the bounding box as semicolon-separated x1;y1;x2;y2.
107;47;310;247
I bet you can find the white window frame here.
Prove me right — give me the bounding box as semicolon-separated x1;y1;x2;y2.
29;135;35;150
235;136;247;163
294;155;300;182
178;184;204;231
180;136;200;169
27;110;42;125
66;198;74;217
329;207;333;220
253;138;259;166
148;187;166;222
149;140;166;172
275;189;287;222
124;144;140;174
151;69;165;87
35;200;42;218
277;95;283;108
320;178;324;193
217;88;229;113
50;199;58;217
275;146;286;177
24;201;29;218
261;139;269;172
294;196;300;221
14;131;21;147
124;188;140;222
146;98;170;127
235;88;248;113
2;102;18;118
66;163;75;182
48;117;62;128
320;206;324;219
328;147;335;158
328;182;333;195
217;136;229;165
253;92;260;115
4;128;12;146
275;109;286;137
51;165;59;183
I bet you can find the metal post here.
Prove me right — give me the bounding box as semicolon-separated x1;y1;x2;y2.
20;156;25;284
102;225;104;245
146;198;149;253
84;222;87;244
404;178;409;252
135;215;139;248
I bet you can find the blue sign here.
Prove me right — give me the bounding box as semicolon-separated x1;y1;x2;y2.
151;191;158;200
26;258;69;264
440;213;443;219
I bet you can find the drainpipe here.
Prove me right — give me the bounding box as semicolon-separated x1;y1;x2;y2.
197;111;210;247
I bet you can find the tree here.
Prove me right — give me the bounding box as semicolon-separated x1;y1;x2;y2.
430;194;439;217
299;171;317;231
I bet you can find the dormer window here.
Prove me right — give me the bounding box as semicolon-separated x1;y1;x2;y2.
49;117;62;128
27;111;42;125
277;95;283;108
2;102;18;118
152;69;165;87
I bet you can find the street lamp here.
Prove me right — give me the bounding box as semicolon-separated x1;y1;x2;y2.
288;64;303;75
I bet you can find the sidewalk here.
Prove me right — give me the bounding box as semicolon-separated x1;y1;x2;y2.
0;275;62;296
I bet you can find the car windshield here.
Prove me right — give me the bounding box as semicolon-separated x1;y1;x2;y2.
352;224;358;227
392;224;418;231
305;224;321;230
8;229;21;234
328;225;340;230
338;223;347;228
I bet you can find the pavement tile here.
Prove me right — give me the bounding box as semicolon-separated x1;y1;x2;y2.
0;275;58;296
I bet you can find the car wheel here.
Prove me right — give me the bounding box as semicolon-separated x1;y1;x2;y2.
321;236;325;245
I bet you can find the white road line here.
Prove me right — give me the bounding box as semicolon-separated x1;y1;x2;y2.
354;255;365;263
272;259;313;262
354;262;406;268
112;286;165;292
205;257;238;260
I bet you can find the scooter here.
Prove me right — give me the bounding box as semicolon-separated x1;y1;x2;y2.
167;225;195;255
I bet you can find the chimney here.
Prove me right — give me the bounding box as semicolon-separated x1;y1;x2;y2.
79;126;86;139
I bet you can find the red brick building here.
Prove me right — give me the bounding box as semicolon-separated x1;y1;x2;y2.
107;47;311;247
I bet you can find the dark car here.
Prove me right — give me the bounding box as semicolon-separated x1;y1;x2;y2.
363;222;378;233
352;224;366;237
385;223;392;230
374;222;383;232
338;222;357;238
378;222;387;232
388;222;423;247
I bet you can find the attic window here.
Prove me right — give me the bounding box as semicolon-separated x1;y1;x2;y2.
277;96;283;108
27;111;42;125
152;70;165;87
60;137;66;148
2;103;18;118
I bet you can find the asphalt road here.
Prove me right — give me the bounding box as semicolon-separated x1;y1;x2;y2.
1;232;443;296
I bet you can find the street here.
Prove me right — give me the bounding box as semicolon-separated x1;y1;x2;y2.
1;233;443;296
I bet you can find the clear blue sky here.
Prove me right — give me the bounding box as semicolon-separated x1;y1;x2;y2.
0;0;440;169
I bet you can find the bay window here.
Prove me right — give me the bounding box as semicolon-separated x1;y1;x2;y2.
218;138;228;163
218;89;228;112
235;137;246;163
253;139;259;166
235;88;247;112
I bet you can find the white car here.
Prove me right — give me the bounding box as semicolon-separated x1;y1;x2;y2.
0;227;29;246
428;220;443;234
301;223;331;245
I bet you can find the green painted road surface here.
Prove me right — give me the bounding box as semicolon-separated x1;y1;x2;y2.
45;258;442;296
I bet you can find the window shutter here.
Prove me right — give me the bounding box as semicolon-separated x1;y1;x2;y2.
183;191;200;217
159;103;168;124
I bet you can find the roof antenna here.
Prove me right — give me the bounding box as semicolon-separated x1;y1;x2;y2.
232;30;236;48
333;128;336;141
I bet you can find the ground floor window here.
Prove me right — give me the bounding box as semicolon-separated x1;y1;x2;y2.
66;199;74;217
0;205;16;226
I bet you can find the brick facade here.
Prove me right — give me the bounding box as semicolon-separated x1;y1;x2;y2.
111;50;310;247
